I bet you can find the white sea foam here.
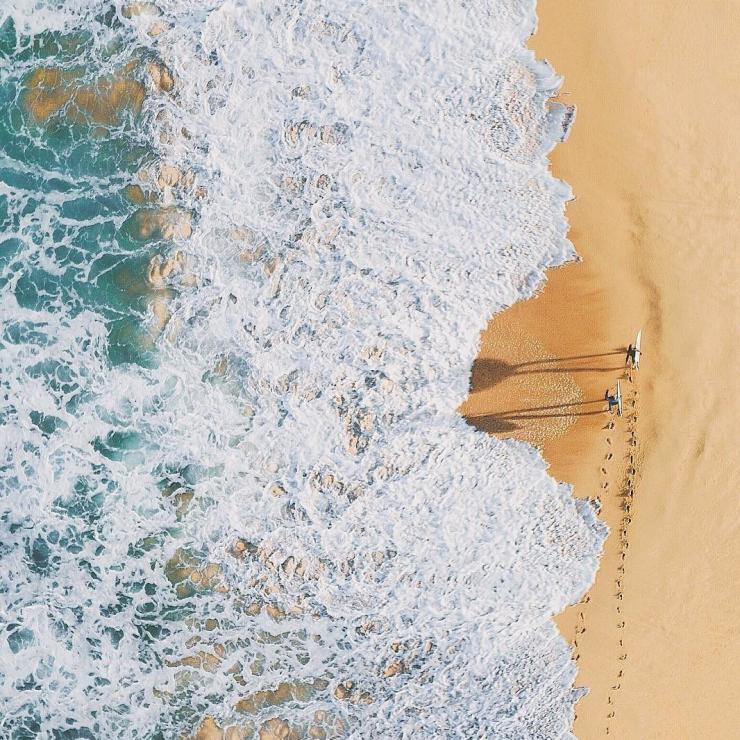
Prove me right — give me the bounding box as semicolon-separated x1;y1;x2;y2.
0;0;605;737
1;0;99;35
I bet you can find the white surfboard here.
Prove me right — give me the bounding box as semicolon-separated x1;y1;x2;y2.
616;380;623;417
633;329;642;369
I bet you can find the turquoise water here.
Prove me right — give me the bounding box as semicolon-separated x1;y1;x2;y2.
0;16;183;738
0;22;161;366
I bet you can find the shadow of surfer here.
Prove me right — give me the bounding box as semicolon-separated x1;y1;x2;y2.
469;350;627;392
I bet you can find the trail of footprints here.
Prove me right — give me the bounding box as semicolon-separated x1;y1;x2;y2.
570;369;640;735
606;367;639;735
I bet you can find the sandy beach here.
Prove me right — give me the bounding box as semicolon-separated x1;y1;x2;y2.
463;1;740;737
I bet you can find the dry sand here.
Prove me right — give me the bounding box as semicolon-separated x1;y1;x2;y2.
462;1;740;737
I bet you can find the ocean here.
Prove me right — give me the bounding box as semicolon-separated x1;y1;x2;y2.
0;1;605;737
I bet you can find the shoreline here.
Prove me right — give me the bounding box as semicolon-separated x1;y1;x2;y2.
466;1;740;737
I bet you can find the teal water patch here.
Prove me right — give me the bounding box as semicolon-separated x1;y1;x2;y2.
0;17;165;367
0;12;189;739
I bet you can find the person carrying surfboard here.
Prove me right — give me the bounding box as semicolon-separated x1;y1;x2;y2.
625;329;642;369
605;382;623;416
605;388;619;413
625;344;637;366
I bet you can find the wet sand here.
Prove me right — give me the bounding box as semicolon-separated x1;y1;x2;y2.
463;2;740;737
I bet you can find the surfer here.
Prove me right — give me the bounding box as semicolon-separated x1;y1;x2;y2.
605;385;622;416
626;329;642;369
605;389;619;413
625;344;637;366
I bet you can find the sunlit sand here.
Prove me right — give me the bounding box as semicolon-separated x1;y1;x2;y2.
465;2;740;737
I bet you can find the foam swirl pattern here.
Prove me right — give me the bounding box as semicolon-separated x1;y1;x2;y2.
0;1;605;737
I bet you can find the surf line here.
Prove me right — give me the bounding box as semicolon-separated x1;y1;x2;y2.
605;337;641;736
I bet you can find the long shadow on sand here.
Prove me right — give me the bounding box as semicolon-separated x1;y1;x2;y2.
470;350;625;392
466;399;605;435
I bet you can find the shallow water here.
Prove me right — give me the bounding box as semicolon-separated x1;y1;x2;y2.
0;2;604;738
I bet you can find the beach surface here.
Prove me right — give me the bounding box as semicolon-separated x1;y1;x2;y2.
463;1;740;737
